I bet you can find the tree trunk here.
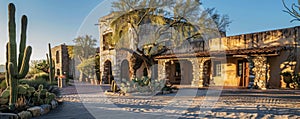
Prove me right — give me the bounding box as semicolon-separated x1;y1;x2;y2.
79;71;87;82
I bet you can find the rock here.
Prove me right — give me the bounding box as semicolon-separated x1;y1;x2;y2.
27;106;42;117
162;91;170;94
0;113;18;119
50;100;58;109
18;111;32;119
40;104;51;115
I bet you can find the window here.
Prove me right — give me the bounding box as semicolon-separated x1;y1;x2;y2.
102;33;114;50
213;61;222;76
56;51;60;63
237;61;243;76
56;69;60;75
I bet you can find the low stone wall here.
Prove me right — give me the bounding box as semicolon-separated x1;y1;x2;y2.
0;100;58;119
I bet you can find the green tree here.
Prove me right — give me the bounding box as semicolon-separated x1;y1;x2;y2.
68;35;97;81
34;60;49;74
110;0;230;77
95;54;101;80
28;60;49;78
29;60;43;75
77;57;96;78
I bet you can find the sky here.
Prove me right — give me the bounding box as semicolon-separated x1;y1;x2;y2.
0;0;299;64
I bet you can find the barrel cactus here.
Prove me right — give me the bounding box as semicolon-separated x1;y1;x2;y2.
45;92;56;104
111;80;118;93
5;3;32;110
32;84;55;105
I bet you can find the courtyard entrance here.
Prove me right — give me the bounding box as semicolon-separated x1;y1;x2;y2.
102;60;114;84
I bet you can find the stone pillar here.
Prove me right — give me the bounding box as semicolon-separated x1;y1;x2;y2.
252;56;268;90
112;56;121;84
193;58;210;88
158;59;169;80
190;58;199;86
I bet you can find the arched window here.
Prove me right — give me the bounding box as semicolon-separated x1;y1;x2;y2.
56;51;60;63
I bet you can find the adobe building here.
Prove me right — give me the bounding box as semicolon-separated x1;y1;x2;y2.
51;44;79;79
98;13;300;89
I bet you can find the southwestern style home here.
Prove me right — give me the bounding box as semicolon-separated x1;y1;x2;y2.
98;14;300;89
51;44;80;79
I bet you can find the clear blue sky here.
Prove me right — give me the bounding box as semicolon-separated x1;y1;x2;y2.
0;0;299;64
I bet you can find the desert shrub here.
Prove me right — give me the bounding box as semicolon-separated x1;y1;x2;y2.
19;78;49;90
119;77;166;94
33;72;49;81
19;78;60;96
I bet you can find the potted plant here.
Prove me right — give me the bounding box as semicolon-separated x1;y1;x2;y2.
280;71;293;88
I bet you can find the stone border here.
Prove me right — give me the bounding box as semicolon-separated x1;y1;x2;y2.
104;89;178;97
0;100;58;119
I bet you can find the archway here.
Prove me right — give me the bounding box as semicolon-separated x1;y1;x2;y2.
165;60;181;84
120;60;130;81
165;60;193;85
102;60;113;84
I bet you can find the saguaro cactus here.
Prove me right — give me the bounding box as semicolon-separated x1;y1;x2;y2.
6;3;32;110
46;43;55;84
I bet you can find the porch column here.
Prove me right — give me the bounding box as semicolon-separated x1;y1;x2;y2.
158;59;169;80
189;58;200;87
198;58;210;87
188;58;210;87
252;56;269;89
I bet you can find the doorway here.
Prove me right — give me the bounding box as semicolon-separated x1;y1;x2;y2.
237;59;250;87
103;60;113;84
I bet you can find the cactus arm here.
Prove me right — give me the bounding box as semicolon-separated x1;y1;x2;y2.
46;53;49;64
17;46;32;78
18;15;28;71
8;62;17;110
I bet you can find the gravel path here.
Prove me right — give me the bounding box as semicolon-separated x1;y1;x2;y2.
35;81;300;119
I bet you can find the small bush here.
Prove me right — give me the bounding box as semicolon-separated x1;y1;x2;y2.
34;72;49;81
19;78;60;96
19;78;49;90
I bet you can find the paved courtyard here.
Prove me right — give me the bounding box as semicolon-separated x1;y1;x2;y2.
35;81;300;119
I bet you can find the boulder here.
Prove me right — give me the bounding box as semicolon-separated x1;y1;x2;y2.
40;104;51;115
27;106;41;117
18;111;32;119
